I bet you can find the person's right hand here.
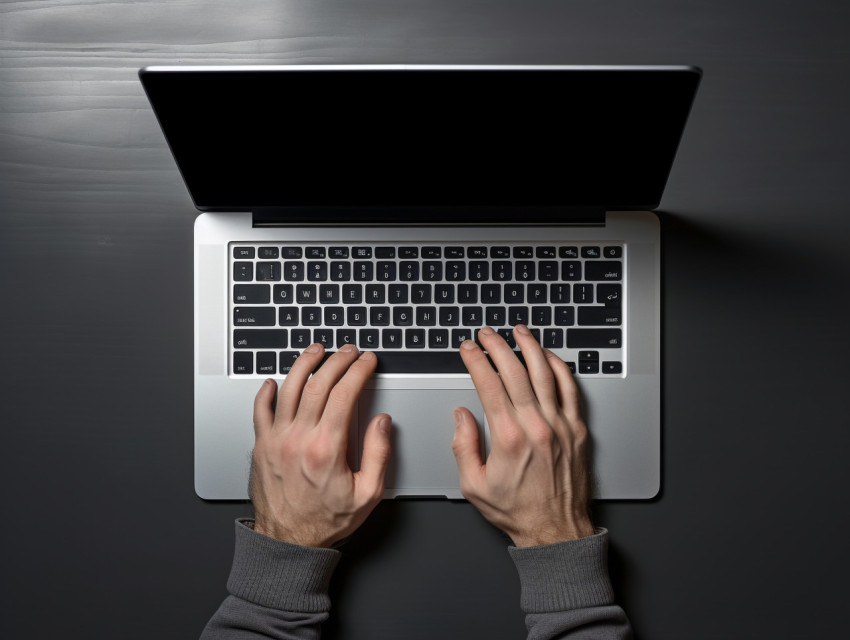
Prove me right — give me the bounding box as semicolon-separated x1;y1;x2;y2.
452;325;595;547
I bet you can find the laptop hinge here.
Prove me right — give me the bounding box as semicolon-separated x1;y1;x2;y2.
251;206;606;227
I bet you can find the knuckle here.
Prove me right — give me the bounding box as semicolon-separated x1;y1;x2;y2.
301;377;325;400
328;383;354;408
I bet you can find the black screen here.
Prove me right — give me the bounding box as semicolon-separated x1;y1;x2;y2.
140;66;700;214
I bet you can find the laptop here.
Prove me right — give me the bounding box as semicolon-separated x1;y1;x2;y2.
139;65;700;500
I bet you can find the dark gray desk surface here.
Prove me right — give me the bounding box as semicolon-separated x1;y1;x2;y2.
2;1;849;638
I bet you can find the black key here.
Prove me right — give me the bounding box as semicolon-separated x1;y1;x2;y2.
462;306;483;326
290;329;311;349
561;261;581;281
330;261;350;281
233;351;253;374
554;306;575;326
416;306;437;326
516;261;535;281
504;283;524;303
597;284;622;308
233;247;255;259
411;284;431;303
314;328;333;348
538;261;558;281
567;329;622;348
233;261;253;281
278;306;299;326
329;246;349;259
258;247;279;259
343;284;363;304
559;246;579;259
347;306;367;326
234;284;270;304
375;246;396;259
458;284;478;304
279;351;300;374
272;284;294;304
354;261;373;281
393;306;414;326
423;261;442;281
365;284;385;304
581;246;601;259
281;247;302;259
536;246;556;258
374;351;468;374
603;246;623;258
382;328;403;348
602;361;623;374
377;261;397;281
400;261;419;281
451;329;474;348
307;261;328;281
319;284;340;304
497;328;517;348
542;328;564;349
429;329;449;348
490;246;510;258
406;328;426;348
370;307;391;326
445;261;466;281
301;307;321;326
306;247;326;259
439;307;460;326
352;246;372;258
233;329;288;349
579;360;600;374
486;306;506;326
445;246;465;258
256;351;277;375
422;246;441;258
578;307;622;326
507;306;528;326
359;329;379;349
399;246;418;259
324;307;344;326
467;246;488;258
388;284;408;303
513;246;533;258
585;261;623;281
337;329;356;347
283;261;304;281
435;284;455;304
550;283;570;303
233;307;275;326
574;283;594;304
531;306;551;326
296;284;317;304
527;283;547;303
481;284;501;304
469;261;489;281
492;261;512;281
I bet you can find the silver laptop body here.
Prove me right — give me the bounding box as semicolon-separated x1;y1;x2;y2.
140;65;701;500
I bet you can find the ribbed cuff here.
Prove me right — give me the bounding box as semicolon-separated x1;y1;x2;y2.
226;519;341;613
507;528;615;613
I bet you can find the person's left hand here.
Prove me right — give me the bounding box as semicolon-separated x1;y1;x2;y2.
249;343;392;548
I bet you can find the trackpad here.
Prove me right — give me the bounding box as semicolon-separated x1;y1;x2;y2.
357;389;487;499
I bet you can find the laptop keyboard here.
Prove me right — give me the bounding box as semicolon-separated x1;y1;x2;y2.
230;243;624;376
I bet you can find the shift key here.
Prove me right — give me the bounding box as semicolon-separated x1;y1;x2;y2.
567;328;622;348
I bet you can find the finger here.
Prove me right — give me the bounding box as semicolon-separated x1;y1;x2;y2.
513;325;558;409
355;413;392;504
458;337;512;422
477;326;538;409
253;378;278;435
276;343;326;423
294;343;361;425
544;349;583;422
320;350;378;440
451;407;485;497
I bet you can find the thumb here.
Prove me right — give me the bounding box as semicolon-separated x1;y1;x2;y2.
452;407;484;488
356;413;392;502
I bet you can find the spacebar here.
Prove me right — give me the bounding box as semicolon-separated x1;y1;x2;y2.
373;351;469;374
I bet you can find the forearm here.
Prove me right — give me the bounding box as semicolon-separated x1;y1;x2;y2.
200;520;340;640
509;529;633;640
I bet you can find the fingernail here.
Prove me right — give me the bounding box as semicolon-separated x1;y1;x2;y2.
453;408;462;426
515;324;530;335
359;350;374;360
479;326;495;336
340;343;357;352
305;343;321;353
378;415;391;434
460;339;477;350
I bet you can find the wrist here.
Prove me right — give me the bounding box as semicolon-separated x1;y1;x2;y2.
510;517;595;548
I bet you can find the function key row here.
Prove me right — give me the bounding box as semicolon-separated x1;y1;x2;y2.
233;245;622;260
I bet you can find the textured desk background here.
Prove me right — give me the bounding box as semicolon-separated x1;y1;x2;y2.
2;2;849;638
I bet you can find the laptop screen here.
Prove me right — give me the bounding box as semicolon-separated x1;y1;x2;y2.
140;66;700;214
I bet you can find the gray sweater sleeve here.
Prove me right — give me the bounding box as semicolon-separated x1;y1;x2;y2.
200;519;340;640
507;528;633;639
